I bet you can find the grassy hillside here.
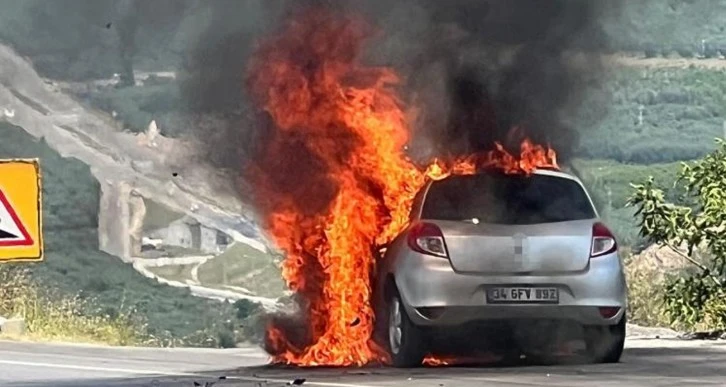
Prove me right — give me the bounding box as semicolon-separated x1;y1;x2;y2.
0;123;255;347
578;67;726;164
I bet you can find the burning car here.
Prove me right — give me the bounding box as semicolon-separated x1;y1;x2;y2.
374;168;626;367
247;8;623;367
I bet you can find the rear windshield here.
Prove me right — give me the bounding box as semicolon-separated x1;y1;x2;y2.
421;173;596;225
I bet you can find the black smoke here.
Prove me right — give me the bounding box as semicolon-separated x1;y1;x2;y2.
181;0;621;170
361;0;621;165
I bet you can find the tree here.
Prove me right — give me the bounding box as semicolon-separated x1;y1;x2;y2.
628;138;726;331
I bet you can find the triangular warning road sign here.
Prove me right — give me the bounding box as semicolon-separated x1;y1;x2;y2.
0;189;33;247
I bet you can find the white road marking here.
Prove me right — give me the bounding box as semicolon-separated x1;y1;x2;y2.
0;359;199;376
457;376;559;386
231;347;267;353
233;353;271;358
0;349;268;365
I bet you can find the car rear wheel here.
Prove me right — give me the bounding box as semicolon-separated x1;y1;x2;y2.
387;291;425;367
584;313;626;363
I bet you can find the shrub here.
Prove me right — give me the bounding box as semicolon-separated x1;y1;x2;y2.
234;299;260;320
657;88;692;104
217;328;237;349
643;43;660;58
623;254;671;328
676;47;695;58
628;138;726;331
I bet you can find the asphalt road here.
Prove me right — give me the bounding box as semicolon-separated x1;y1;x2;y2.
1;338;726;387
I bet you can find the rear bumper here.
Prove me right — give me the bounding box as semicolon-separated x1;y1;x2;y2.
393;251;626;327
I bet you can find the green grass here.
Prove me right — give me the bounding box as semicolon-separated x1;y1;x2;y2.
145;263;197;284
197;243;285;298
0;266;145;345
574;158;683;208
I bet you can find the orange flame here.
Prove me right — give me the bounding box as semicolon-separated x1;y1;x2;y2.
426;136;559;181
422;353;502;367
246;10;558;367
422;354;453;367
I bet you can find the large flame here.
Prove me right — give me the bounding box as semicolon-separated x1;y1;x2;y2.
246;10;558;367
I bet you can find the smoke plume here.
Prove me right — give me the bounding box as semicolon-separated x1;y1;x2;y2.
360;0;621;164
182;0;620;169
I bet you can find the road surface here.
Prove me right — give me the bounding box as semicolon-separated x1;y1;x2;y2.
1;338;726;386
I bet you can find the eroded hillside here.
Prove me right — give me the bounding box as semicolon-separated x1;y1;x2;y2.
0;43;284;305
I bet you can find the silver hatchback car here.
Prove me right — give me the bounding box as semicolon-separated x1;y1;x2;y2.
374;169;627;367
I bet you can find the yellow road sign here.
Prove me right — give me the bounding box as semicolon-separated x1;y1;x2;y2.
0;159;42;262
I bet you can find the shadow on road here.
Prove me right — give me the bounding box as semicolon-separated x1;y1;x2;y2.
5;344;726;387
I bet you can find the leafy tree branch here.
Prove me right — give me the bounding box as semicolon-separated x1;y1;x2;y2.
627;138;726;330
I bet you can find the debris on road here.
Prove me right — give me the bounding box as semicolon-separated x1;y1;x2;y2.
192;376;227;387
679;330;726;340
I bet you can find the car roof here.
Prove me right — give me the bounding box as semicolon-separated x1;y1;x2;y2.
431;168;582;183
531;168;583;183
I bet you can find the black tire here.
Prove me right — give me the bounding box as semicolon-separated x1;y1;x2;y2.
584;313;626;364
386;290;426;367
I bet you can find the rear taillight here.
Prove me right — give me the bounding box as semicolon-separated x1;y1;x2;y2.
598;307;621;319
407;222;448;258
590;222;617;258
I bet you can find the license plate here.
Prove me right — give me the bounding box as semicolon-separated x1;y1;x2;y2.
486;287;559;304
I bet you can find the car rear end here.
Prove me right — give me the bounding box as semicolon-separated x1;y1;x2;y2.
381;169;626;365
